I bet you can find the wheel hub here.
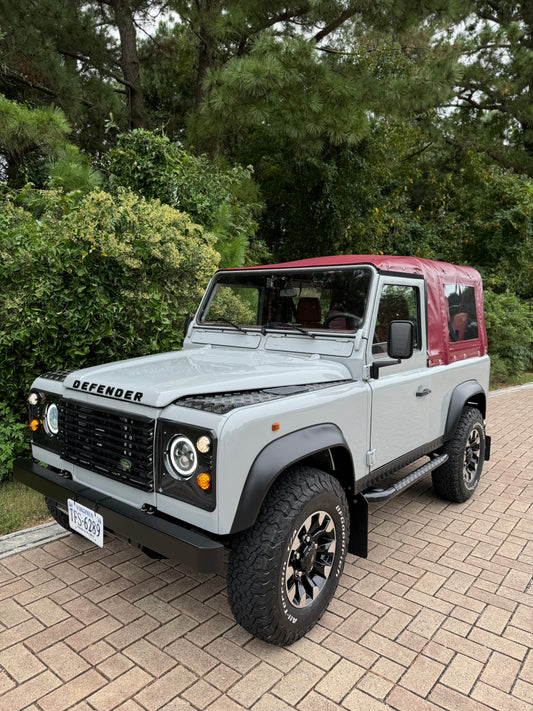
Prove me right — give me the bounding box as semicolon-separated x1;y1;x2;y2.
300;543;318;573
284;510;336;609
463;426;481;486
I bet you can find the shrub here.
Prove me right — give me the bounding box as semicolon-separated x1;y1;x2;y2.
0;403;28;481
0;186;219;480
484;289;533;381
102;129;264;267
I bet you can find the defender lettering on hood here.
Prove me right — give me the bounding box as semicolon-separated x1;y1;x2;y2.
72;379;143;402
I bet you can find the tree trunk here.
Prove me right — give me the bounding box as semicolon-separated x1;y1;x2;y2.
194;0;217;108
6;154;23;188
110;0;145;128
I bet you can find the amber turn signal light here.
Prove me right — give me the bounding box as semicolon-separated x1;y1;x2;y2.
29;419;41;432
196;472;211;490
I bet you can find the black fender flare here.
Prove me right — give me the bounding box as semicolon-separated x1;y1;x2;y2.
229;423;351;534
444;379;486;442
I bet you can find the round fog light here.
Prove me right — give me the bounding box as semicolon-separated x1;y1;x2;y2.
196;435;211;454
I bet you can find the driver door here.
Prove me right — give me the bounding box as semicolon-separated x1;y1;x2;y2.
367;278;431;471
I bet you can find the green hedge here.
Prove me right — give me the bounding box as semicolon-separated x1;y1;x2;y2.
0;186;219;481
484;289;533;382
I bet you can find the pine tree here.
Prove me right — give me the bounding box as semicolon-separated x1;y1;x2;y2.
0;1;168;149
0;95;70;185
440;1;533;176
153;1;463;153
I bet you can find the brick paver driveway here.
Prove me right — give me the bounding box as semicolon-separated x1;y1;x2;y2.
1;386;532;711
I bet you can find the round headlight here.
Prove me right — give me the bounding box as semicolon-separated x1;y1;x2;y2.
167;435;197;479
44;403;59;435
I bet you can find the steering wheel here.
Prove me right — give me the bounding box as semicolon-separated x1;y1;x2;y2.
323;312;363;329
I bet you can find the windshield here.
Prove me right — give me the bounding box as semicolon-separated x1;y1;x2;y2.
199;267;372;334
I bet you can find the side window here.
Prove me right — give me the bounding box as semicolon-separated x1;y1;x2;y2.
445;284;478;342
373;284;421;355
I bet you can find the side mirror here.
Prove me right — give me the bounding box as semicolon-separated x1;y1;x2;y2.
387;320;414;360
183;313;193;339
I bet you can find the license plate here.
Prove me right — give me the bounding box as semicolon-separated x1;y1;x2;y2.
67;499;104;547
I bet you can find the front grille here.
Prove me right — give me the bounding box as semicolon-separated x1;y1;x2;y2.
60;401;155;490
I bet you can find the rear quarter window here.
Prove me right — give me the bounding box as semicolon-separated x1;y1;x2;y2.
445;284;478;342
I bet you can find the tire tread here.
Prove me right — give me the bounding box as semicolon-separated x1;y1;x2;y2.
227;466;348;645
432;407;485;503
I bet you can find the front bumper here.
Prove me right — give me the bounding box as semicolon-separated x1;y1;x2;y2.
13;459;225;575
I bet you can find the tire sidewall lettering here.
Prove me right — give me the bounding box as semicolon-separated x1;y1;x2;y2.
280;499;347;624
281;529;300;624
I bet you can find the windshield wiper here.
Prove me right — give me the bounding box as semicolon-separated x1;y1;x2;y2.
263;321;315;339
217;318;248;334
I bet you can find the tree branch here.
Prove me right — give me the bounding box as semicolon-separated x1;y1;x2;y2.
57;48;136;90
401;142;433;162
241;4;311;42
313;8;358;43
444;136;523;174
1;67;96;108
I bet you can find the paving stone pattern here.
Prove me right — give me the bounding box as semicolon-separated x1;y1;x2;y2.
0;386;532;710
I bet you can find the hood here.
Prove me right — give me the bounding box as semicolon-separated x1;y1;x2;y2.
62;347;352;408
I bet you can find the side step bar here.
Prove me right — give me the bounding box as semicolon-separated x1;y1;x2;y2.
363;453;448;503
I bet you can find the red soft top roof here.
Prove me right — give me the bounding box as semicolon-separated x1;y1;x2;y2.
232;253;477;280
221;255;487;366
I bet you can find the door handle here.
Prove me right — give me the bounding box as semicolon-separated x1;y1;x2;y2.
416;387;431;397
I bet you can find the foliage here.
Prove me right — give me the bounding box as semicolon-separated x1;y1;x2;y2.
0;403;28;483
102;128;264;267
0;94;69;185
439;1;533;176
138;21;198;139
0;0;124;151
0;186;219;478
484;290;533;382
46;144;103;194
145;1;459;154
0;95;103;192
326;119;533;298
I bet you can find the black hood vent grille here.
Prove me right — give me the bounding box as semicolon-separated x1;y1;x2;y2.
175;380;351;415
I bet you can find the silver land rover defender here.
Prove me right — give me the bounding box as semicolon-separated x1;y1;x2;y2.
15;255;491;645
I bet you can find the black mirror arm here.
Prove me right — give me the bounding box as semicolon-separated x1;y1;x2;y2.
183;313;193;338
370;359;401;380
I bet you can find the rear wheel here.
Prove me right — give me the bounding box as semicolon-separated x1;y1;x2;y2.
228;466;349;646
432;407;486;503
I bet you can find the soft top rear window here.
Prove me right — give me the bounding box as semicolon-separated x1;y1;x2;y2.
445;284;478;342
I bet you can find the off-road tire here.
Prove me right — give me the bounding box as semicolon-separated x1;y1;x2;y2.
45;497;75;534
432;407;486;503
227;466;349;646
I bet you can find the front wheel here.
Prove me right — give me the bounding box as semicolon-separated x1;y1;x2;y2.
432;407;486;503
227;466;349;646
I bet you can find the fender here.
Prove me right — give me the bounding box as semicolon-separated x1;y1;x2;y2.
444;379;486;442
229;423;350;534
